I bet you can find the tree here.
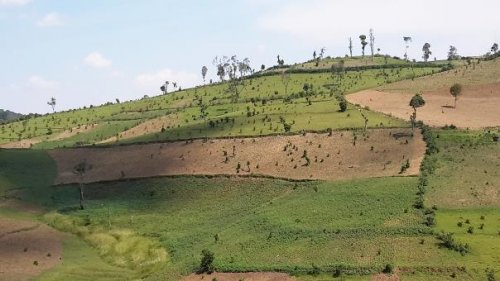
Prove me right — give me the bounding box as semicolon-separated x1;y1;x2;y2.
448;45;459;60
403;36;412;61
198;249;215;274
409;94;425;131
260;64;265;71
422;43;432;62
47;97;56;112
359;35;368;58
319;47;325;59
237;58;251;77
277;55;284;66
160;81;169;94
348;37;353;58
336;94;347;112
213;56;229;82
369;28;375;60
73;160;93;210
449;83;462;108
491;43;499;54
313;50;317;60
358;109;368;132
201;66;208;83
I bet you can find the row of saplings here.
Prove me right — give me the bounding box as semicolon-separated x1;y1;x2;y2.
414;125;473;258
196;249;396;278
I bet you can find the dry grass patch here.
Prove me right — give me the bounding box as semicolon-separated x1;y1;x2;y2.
50;128;425;185
347;86;500;129
99;115;178;144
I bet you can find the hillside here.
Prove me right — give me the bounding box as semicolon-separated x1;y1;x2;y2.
0;109;23;123
0;55;499;281
347;57;500;128
0;64;440;149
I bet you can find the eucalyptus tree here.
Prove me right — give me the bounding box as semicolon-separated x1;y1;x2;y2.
359;35;368;58
422;43;432;62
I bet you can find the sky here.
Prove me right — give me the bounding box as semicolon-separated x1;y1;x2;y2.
1;0;499;114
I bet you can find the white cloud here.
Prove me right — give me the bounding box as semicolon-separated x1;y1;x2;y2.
37;12;65;27
84;52;112;68
135;68;199;93
0;0;31;6
28;75;59;90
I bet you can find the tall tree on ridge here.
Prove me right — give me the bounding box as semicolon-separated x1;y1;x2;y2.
359;35;368;58
369;29;375;60
348;37;353;58
403;36;412;61
422;43;432;62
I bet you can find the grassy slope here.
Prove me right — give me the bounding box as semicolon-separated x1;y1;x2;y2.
379;57;500;93
0;150;141;280
44;175;492;279
423;129;500;279
1;66;438;148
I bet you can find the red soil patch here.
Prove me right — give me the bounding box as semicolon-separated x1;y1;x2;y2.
99;115;178;144
181;272;295;281
0;217;63;281
347;83;500;129
49;128;425;185
0;124;98;149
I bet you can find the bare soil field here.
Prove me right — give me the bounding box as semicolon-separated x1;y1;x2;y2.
49;128;425;185
347;84;500;129
99;115;178;143
0;217;62;281
0;125;98;149
181;272;295;281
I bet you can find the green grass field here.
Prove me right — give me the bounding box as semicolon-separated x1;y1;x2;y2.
1;66;438;148
1;55;499;281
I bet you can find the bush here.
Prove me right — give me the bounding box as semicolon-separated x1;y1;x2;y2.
382;263;393;274
198;249;215;274
436;232;470;255
336;95;348;112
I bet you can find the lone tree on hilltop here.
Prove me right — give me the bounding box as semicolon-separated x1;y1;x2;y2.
73;160;93;210
422;43;432;62
409;94;426;131
369;28;375;60
201;66;208;83
448;45;459;60
403;36;412;61
47;97;56;112
160;81;169;94
348;37;353;58
449;83;462;108
359;35;368;58
491;43;499;54
277;55;284;66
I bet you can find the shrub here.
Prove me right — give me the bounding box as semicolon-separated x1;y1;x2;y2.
436;232;470;255
382;263;393;274
198;249;215;274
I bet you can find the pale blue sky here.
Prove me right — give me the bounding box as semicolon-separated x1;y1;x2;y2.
1;0;499;114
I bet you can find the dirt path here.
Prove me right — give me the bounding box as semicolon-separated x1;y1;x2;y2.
0;217;63;281
347;84;500;129
181;272;295;281
0;124;98;149
99;115;178;144
49;128;425;185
